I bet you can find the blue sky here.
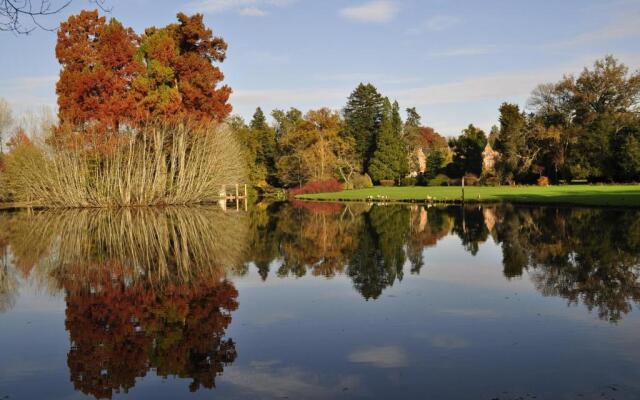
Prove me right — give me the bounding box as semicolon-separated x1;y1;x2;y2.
1;0;639;136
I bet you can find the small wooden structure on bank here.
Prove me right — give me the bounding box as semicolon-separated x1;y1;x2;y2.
218;184;249;211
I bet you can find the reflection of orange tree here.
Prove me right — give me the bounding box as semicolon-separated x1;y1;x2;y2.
64;276;238;398
0;207;247;397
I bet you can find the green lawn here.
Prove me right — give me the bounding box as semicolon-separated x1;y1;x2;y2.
298;185;640;207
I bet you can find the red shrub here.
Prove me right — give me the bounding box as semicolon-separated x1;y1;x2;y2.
289;179;343;197
537;176;550;186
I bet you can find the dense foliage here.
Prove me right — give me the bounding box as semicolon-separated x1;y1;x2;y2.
55;10;231;144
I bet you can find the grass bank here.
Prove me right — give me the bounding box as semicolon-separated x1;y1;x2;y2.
297;185;640;207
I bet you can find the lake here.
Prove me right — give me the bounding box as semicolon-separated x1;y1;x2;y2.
0;202;639;399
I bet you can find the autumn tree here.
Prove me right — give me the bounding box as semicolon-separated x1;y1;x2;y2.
276;107;352;187
525;56;640;182
56;10;145;135
273;108;307;187
55;10;231;143
138;13;231;122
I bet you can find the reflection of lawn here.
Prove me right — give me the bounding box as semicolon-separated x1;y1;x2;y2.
298;185;640;207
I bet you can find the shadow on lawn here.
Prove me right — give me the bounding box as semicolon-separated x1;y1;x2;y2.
495;189;640;207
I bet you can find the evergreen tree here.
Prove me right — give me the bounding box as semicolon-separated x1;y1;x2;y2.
494;103;528;182
391;100;403;137
369;98;409;182
405;107;421;130
447;124;487;178
343;83;384;172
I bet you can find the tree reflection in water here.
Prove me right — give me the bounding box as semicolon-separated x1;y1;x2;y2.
241;202;640;321
491;205;640;322
0;201;638;395
0;208;246;398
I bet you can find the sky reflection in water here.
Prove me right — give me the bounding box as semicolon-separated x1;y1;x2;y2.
0;203;639;399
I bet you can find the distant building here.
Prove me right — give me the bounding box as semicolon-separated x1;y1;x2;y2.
409;147;426;177
482;144;498;175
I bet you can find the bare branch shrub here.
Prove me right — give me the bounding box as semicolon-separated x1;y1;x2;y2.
2;122;246;207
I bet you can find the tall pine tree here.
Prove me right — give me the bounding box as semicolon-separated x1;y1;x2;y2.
343;83;384;173
369;98;409;182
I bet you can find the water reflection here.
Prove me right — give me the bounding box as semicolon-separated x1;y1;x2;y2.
492;205;640;322
0;202;639;398
0;208;246;398
65;279;238;398
239;202;640;321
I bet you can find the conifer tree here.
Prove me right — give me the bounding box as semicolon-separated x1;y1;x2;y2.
369;98;409;182
343;83;384;172
250;107;277;184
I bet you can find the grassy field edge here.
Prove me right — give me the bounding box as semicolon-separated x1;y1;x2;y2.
297;185;640;207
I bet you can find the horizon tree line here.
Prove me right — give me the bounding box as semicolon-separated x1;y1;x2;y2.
233;55;640;189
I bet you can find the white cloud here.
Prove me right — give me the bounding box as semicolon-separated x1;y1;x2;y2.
245;50;290;64
348;345;408;368
430;335;470;349
232;54;640;136
232;88;347;105
221;362;362;399
407;15;460;35
427;45;498;58
314;72;422;86
339;0;399;23
0;75;57;112
187;0;295;16
389;67;577;106
546;12;640;48
239;7;268;17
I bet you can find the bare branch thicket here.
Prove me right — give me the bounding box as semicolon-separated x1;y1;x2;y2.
0;0;110;34
2;122;247;207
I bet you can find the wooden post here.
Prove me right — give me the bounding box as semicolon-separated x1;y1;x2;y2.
235;183;239;200
244;184;248;199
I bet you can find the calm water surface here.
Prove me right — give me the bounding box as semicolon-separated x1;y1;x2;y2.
0;202;639;399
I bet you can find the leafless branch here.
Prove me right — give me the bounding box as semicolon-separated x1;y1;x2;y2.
0;0;110;34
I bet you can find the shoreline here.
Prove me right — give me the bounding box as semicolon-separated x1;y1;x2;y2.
297;184;640;208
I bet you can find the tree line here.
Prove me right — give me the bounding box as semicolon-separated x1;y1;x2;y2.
233;56;640;191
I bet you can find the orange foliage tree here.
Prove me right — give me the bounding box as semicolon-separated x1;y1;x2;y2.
138;13;231;122
56;11;145;132
55;10;231;144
